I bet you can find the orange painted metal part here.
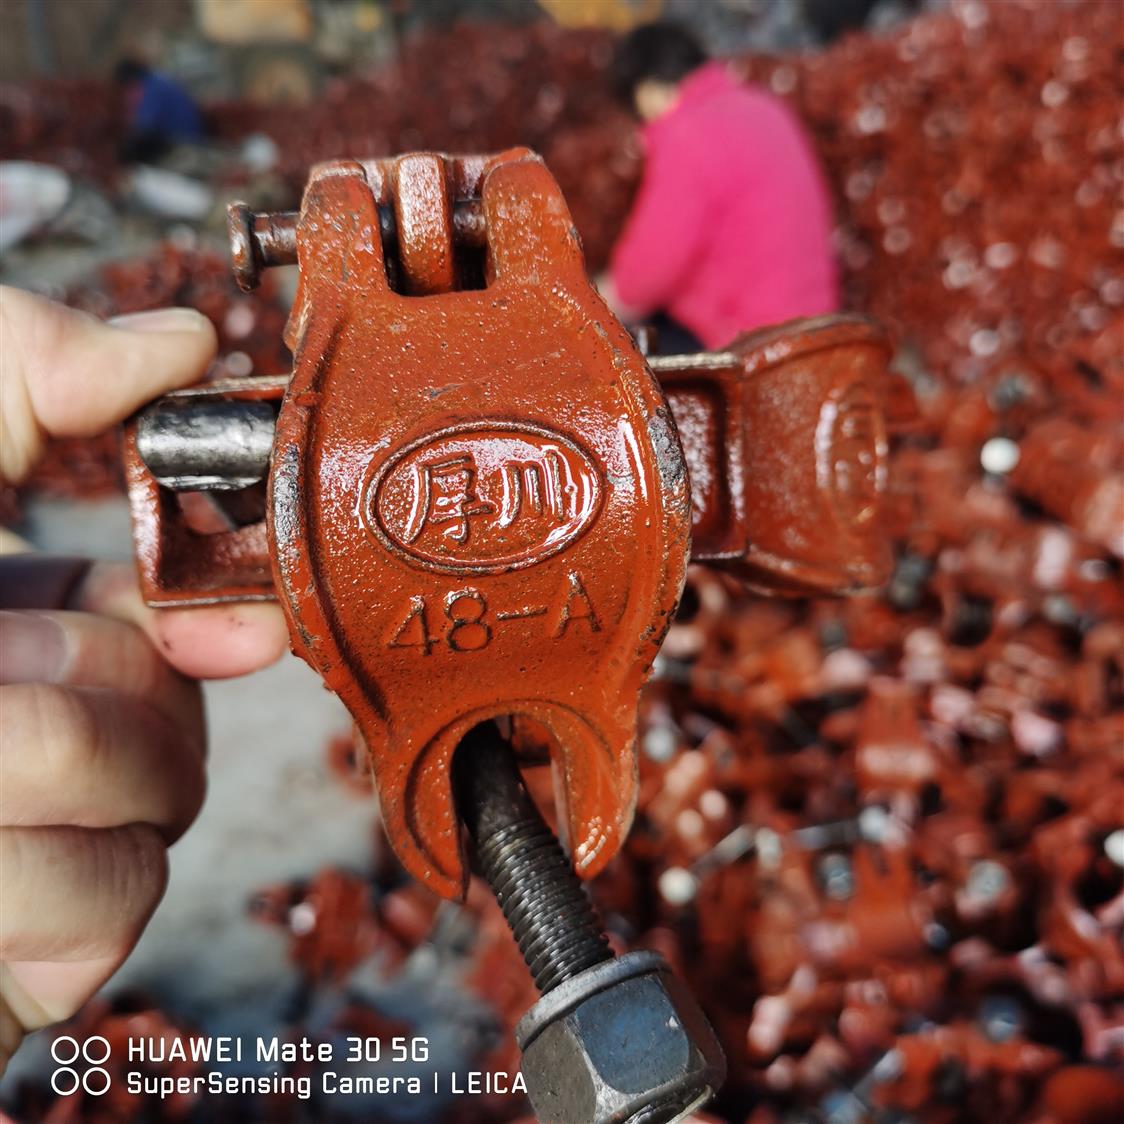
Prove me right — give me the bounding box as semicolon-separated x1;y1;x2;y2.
272;150;690;900
124;375;285;607
658;315;891;596
122;323;891;608
122;150;894;900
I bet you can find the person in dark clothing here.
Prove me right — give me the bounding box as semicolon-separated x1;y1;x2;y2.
114;59;206;163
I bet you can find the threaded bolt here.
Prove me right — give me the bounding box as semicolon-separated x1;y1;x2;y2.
453;722;612;994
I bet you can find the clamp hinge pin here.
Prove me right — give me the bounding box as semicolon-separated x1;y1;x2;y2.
227;200;487;291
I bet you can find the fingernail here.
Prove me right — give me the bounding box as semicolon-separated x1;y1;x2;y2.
109;308;211;334
0;612;70;683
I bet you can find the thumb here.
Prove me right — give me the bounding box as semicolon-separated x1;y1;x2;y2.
0;286;217;484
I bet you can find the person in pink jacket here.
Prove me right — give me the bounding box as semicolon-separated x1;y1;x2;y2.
605;22;840;353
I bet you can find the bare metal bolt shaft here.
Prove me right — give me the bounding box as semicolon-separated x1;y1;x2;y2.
453;722;612;994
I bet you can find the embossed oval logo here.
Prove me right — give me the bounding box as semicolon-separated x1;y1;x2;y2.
364;421;603;574
818;381;886;531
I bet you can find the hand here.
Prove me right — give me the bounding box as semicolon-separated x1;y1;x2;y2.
0;287;289;1068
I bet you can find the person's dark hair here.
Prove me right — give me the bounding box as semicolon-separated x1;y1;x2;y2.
113;58;149;86
610;21;707;105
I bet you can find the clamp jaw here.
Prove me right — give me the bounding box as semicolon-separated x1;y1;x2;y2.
274;150;690;900
125;149;892;902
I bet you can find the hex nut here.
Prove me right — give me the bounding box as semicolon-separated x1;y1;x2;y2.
517;952;726;1124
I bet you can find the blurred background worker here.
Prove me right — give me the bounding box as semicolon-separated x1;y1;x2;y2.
605;21;839;353
114;58;206;163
